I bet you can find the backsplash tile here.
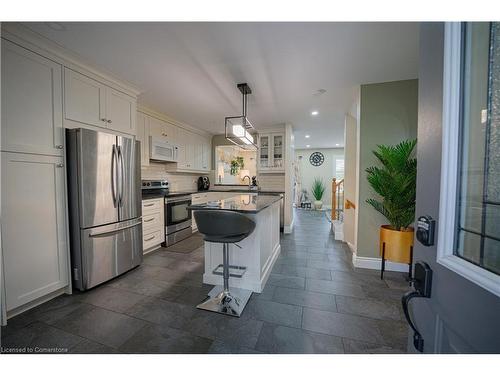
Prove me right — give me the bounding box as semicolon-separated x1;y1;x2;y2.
141;162;208;192
258;173;285;191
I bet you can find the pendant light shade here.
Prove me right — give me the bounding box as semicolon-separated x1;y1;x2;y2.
225;83;258;150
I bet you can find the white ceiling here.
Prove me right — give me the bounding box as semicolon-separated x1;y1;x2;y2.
23;22;419;149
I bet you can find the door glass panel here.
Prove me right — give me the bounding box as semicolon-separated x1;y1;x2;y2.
260;136;269;167
456;22;500;275
273;135;283;168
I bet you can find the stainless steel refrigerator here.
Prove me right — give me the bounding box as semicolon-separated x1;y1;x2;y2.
66;128;142;291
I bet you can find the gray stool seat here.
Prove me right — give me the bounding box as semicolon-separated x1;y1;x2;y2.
193;210;256;317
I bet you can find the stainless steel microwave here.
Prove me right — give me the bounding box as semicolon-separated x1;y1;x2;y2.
149;136;179;162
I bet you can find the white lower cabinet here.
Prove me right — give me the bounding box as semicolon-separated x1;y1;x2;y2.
142;198;165;254
1;152;69;312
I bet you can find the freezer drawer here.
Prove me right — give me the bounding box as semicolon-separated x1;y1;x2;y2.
74;218;143;290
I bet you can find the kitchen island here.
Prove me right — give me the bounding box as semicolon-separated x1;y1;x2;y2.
188;194;282;293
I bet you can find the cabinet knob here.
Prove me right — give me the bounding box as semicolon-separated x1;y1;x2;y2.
107;119;112;124
101;118;107;122
56;163;64;168
56;144;64;149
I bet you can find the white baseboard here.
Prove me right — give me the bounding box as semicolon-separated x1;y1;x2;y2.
352;253;410;273
346;242;356;253
284;217;294;234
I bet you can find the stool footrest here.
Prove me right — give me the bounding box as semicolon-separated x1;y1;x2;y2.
212;264;247;278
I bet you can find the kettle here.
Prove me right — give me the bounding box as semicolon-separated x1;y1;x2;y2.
198;176;210;191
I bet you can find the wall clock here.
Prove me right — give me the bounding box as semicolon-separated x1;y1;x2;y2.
309;152;324;166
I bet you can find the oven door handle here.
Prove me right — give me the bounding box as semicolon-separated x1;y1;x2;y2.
165;196;192;204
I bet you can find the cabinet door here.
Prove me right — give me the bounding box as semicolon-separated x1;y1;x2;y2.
176;127;189;169
1;40;64;156
259;135;270;169
136;112;150;166
148;116;177;143
64;68;106;128
193;134;204;170
202;139;211;171
272;134;284;169
105;87;136;135
2;152;69;311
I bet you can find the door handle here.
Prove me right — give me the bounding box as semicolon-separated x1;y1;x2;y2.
112;144;118;207
144;217;155;223
89;220;142;238
401;261;432;353
117;145;124;206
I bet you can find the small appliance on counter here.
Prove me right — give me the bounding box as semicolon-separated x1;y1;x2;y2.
198;176;210;191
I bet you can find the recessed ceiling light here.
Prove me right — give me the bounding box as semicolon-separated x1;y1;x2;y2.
45;22;66;31
311;111;318;116
305;135;310;138
306;145;311;148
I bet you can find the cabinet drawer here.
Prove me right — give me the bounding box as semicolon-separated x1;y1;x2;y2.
142;198;163;213
142;230;163;251
142;211;163;232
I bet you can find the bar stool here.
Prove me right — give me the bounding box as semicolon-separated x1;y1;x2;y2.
193;210;256;317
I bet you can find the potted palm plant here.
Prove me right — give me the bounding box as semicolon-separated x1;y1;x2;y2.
311;178;326;210
366;139;417;276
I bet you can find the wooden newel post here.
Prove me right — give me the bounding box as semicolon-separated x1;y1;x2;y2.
332;178;336;221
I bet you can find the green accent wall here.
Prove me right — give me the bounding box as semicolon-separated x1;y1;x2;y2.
357;79;418;259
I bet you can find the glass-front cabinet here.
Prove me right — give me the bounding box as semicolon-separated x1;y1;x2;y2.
258;132;285;172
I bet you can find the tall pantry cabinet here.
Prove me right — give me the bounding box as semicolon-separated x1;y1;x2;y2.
1;39;70;313
1;26;140;321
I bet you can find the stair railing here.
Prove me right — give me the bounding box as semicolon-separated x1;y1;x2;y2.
331;178;344;221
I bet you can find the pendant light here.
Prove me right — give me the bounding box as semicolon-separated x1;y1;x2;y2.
225;83;258;150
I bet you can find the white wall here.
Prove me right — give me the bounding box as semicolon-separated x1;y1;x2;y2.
296;148;345;207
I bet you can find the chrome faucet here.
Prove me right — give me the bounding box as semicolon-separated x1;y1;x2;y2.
242;175;251;188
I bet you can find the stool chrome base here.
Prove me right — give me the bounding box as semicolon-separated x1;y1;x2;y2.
197;285;252;317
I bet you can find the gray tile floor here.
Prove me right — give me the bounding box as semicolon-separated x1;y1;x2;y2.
1;209;410;354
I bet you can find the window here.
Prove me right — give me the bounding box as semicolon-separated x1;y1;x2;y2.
335;158;345;181
439;22;500;297
455;22;500;275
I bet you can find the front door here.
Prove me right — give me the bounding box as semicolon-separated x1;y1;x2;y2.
410;22;500;353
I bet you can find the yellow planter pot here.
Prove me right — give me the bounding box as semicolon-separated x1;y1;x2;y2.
379;225;414;264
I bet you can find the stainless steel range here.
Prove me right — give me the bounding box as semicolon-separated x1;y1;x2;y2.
164;194;193;246
141;179;193;246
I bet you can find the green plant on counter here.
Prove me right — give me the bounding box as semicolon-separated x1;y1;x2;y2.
365;139;417;230
311;178;326;201
230;156;245;175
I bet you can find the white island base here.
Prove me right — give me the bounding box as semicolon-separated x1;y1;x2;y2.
202;200;281;293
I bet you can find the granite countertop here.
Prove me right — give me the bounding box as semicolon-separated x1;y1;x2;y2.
207;188;284;194
142;189;284;200
187;194;283;213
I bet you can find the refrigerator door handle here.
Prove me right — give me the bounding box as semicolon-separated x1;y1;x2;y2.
111;144;118;207
88;219;142;238
117;145;125;206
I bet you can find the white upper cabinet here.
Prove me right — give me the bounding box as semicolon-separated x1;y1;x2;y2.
64;68;136;135
148;116;177;143
137;110;211;173
64;68;105;128
1;40;64;156
2;152;69;311
105;86;136;134
258;132;285;173
136;112;150;167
